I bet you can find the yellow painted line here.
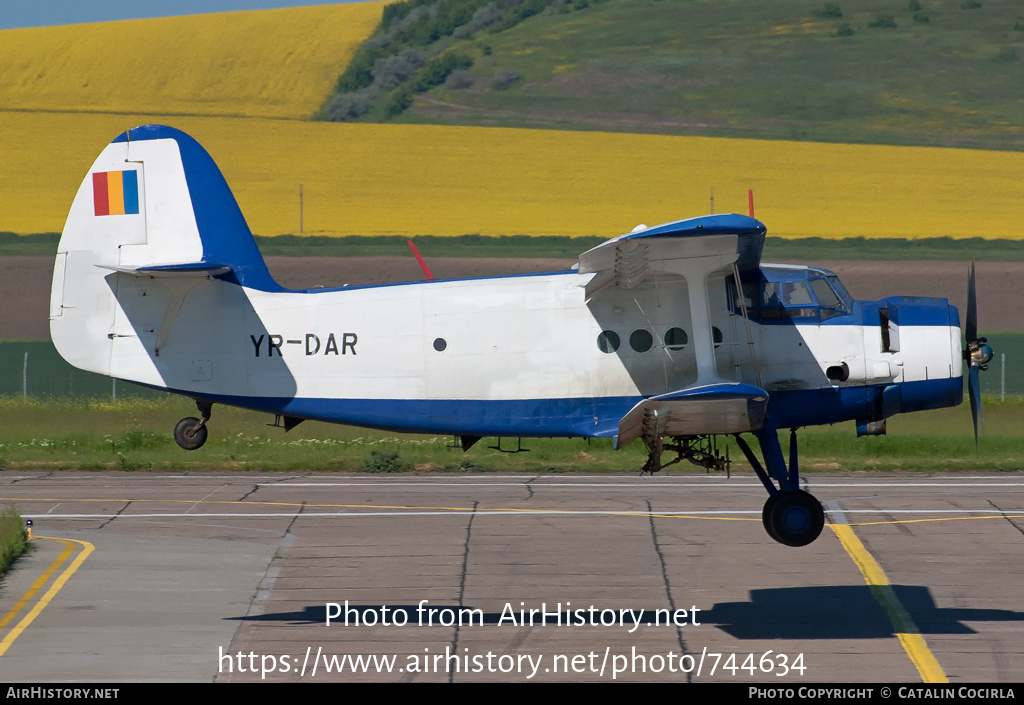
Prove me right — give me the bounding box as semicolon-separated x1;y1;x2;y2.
0;541;74;631
0;537;94;659
846;514;1024;527
830;523;947;683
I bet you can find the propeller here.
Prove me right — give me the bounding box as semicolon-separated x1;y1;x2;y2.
964;260;994;452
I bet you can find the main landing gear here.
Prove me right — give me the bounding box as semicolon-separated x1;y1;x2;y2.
735;427;825;547
174;401;212;450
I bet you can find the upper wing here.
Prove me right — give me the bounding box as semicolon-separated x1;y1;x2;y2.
578;213;765;300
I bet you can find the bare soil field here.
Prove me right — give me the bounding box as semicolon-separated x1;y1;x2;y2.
8;255;1019;341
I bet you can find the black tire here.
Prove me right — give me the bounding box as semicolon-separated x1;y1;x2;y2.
762;494;782;543
767;490;824;547
174;417;208;451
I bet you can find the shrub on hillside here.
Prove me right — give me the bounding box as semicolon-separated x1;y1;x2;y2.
373;48;427;90
813;3;843;19
453;2;504;38
491;69;521;90
325;87;378;120
383;86;415;117
414;51;474;91
446;69;473;89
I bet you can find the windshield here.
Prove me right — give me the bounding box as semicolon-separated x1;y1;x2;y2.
737;266;852;321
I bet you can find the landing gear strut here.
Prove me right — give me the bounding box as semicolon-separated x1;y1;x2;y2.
174;401;212;450
736;427;824;547
640;431;731;476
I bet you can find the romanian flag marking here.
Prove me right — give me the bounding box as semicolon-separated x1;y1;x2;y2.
92;170;139;216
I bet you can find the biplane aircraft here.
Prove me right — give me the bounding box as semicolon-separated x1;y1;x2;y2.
50;125;992;546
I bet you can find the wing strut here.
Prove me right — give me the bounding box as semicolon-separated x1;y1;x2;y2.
732;263;763;389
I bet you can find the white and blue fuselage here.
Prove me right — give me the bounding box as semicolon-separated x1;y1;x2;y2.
77;264;962;441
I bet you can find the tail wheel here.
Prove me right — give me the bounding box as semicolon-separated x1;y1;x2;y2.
174;417;208;451
764;490;824;547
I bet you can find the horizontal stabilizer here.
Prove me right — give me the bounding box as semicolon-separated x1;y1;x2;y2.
97;262;232;278
616;383;769;448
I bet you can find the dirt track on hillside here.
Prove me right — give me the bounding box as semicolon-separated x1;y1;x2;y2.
12;255;1018;341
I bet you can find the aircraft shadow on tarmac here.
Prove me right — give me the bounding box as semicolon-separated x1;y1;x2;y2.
704;585;1024;639
230;587;1024;639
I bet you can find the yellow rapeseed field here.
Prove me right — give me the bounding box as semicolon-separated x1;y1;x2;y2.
0;3;382;119
3;110;1023;240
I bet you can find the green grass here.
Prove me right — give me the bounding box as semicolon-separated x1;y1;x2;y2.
391;0;1024;151
0;341;163;399
800;398;1024;471
0;506;29;578
0;396;646;472
10;231;1024;261
0;394;1018;473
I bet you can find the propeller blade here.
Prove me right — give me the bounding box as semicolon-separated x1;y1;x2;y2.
969;364;981;454
966;259;977;344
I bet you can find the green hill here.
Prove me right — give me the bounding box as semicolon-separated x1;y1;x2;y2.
323;0;1024;150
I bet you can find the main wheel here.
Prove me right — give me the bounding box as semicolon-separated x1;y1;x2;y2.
174;416;208;450
761;494;782;543
766;490;824;547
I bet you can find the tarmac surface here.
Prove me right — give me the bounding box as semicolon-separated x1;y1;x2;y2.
1;471;1023;683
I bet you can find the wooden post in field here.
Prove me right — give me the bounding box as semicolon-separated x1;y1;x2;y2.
22;351;27;398
299;184;304;234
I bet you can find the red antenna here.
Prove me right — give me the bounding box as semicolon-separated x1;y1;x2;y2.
748;189;755;218
407;240;434;280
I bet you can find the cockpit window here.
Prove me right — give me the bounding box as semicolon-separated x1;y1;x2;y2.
810;277;840;308
763;281;814;307
738;266;852;322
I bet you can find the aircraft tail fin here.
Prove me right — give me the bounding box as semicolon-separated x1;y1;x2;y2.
54;124;278;292
50;125;280;377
